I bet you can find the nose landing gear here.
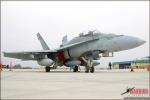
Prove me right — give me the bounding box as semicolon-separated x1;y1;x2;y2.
81;57;95;73
90;66;94;73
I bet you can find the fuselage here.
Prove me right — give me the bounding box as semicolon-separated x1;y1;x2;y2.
62;33;145;59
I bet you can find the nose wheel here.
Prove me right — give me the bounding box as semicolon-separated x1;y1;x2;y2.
81;57;95;73
85;66;94;73
90;66;94;73
85;67;89;73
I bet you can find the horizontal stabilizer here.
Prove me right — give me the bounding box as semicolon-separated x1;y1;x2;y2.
3;50;56;60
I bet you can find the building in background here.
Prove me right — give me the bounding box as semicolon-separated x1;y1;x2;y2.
113;56;150;69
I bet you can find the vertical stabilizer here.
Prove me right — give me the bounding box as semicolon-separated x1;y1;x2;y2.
37;33;50;50
62;35;68;45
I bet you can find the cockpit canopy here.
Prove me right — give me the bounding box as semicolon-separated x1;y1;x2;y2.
79;30;101;37
78;30;124;39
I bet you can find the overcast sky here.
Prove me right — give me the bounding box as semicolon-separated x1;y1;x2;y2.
1;1;149;68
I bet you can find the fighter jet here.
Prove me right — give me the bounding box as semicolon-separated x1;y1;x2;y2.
3;30;145;73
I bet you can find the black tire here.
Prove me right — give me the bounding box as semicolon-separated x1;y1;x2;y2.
73;66;78;72
90;67;94;73
85;67;89;73
73;68;76;72
45;66;50;72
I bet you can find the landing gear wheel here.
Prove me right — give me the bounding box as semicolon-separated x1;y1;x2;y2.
90;67;94;73
45;66;51;72
85;67;89;73
73;66;78;72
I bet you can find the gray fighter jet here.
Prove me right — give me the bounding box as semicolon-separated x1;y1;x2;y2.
3;30;145;73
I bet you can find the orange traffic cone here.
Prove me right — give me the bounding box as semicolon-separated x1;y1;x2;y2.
9;62;12;72
0;63;2;72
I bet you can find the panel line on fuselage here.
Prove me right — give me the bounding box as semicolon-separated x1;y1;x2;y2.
67;49;71;58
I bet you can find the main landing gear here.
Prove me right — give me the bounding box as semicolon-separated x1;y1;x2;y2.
45;66;51;72
73;65;79;72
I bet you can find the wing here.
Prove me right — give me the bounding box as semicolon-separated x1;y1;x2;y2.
4;34;99;60
3;50;57;60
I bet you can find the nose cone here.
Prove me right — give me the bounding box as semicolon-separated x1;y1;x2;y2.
136;38;146;46
125;36;146;49
115;36;146;51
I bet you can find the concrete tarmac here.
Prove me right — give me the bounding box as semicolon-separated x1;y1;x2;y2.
1;68;149;99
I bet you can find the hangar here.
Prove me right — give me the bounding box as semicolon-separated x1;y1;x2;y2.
113;57;150;69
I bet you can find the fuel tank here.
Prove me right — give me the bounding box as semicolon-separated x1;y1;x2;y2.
65;59;81;66
38;58;53;66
